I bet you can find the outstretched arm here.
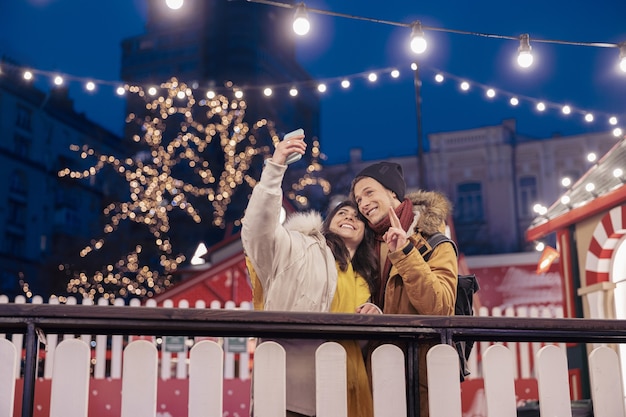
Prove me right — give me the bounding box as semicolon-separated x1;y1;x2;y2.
240;135;307;283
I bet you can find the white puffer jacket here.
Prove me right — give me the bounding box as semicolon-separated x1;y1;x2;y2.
241;159;337;312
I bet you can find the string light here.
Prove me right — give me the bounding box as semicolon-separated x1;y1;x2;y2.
561;177;572;187
292;3;310;36
248;0;625;76
409;21;427;54
1;59;621;133
165;0;184;10
517;34;534;68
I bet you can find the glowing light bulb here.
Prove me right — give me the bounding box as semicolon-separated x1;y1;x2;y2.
584;113;594;122
613;127;623;137
116;86;126;96
517;34;534;68
434;73;444;83
460;81;470;91
317;83;326;93
486;88;495;98
292;4;310;36
85;81;96;91
609;116;618;125
409;22;427;54
390;69;400;78
289;87;298;96
341;80;350;89
263;88;272;97
54;75;64;86
23;70;33;80
620;44;626;72
166;0;184;10
562;105;571;115
536;102;546;112
510;97;519;106
368;73;377;82
561;177;571;187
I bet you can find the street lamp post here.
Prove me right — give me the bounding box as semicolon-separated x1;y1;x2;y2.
413;62;426;189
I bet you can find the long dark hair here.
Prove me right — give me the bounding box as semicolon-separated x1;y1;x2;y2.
322;200;379;297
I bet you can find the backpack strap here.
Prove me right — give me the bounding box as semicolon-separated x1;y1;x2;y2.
419;232;458;261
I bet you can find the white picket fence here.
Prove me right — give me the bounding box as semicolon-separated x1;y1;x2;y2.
1;337;624;417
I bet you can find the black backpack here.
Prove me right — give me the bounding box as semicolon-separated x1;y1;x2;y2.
419;232;480;381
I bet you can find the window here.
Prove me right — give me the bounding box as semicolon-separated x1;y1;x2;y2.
7;199;27;227
454;182;484;223
519;176;538;218
9;170;27;195
16;104;32;131
14;133;31;157
5;232;25;257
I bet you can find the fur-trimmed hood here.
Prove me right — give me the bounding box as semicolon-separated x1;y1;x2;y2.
283;211;324;237
407;190;452;236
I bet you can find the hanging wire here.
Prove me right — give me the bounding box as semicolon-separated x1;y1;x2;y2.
245;0;621;49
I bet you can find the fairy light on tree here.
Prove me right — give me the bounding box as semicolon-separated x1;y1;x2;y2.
57;77;329;300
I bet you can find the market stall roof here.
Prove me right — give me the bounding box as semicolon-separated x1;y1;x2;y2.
526;136;626;241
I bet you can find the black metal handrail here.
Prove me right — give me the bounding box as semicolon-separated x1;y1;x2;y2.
2;304;626;417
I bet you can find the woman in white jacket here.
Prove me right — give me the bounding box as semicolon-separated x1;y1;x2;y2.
242;133;378;417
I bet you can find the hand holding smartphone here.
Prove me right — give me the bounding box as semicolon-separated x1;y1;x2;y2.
283;128;305;164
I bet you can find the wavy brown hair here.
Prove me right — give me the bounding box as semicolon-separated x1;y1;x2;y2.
322;200;379;297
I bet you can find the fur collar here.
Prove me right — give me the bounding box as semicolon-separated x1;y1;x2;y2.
407;190;452;236
283;211;324;237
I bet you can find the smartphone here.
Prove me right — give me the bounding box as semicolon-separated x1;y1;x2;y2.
283;128;304;164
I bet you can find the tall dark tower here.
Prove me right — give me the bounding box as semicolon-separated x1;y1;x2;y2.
119;0;321;252
120;0;319;140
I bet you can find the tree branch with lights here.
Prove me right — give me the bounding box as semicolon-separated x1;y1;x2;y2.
57;77;329;300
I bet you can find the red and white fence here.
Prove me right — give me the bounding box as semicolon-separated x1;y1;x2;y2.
2;335;623;417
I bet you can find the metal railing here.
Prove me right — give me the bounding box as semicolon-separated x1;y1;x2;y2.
2;303;626;417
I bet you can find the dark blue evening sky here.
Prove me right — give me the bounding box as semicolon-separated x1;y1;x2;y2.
1;0;625;163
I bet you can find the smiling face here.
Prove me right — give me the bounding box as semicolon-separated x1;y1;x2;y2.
353;177;401;225
328;204;365;248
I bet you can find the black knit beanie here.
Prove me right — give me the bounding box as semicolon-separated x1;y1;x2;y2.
355;162;406;200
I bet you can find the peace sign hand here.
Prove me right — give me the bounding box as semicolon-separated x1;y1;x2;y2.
382;207;408;253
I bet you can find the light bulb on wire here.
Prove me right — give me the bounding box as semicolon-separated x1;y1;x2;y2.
517;34;534;68
292;3;310;36
409;21;427;54
165;0;184;10
619;43;626;73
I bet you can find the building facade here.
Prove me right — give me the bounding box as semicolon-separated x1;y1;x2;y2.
0;62;126;296
323;119;620;255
